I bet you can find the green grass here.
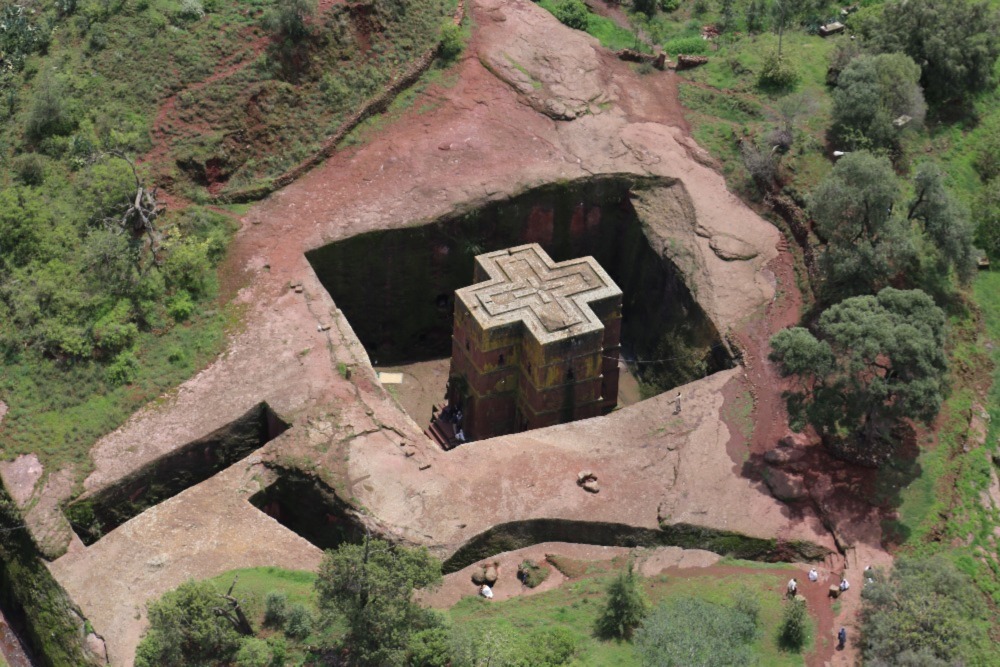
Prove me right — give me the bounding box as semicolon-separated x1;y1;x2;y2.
537;0;641;52
447;567;811;666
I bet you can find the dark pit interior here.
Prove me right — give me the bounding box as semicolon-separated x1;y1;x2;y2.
249;475;365;550
306;174;731;414
64;403;289;545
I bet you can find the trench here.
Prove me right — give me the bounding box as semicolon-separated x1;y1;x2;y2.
64;402;289;546
248;474;367;551
0;487;91;667
441;519;833;574
306;174;732;430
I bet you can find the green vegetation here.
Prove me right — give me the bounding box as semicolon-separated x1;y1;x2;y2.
860;557;993;665
0;0;460;478
776;597;808;653
771;289;947;462
595;562;649;640
635;595;761;666
315;538;443;665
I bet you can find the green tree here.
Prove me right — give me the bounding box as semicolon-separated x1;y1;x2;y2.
856;0;1000;108
632;0;658;18
745;0;765;34
265;0;315;42
777;598;809;652
906;162;976;286
831;53;926;150
770;288;947;461
135;580;243;667
634;596;758;666
314;537;443;666
810;152;908;300
861;557;992;665
595;562;649;640
974;177;1000;260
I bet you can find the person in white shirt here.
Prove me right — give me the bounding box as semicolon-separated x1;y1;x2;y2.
839;578;850;592
808;568;819;582
480;584;493;599
787;578;798;597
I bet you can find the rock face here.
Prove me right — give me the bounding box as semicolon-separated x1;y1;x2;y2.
764;447;806;466
765;469;808;502
710;234;759;261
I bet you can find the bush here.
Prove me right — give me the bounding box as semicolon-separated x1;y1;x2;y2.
518;559;549;588
777;598;808;652
25;77;77;142
163;240;211;297
265;0;315;42
660;0;680;11
88;22;108;51
408;627;452;667
860;556;991;665
439;22;464;62
552;0;589;30
284;602;313;639
663;36;709;55
635;596;758;666
263;591;288;628
167;291;196;322
758;51;798;90
13;153;45;186
235;638;272;667
524;626;577;665
106;349;140;385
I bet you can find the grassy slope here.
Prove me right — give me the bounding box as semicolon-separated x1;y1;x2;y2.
198;562;814;666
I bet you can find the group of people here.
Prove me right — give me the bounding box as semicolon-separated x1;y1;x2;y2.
787;568;854;652
435;403;466;442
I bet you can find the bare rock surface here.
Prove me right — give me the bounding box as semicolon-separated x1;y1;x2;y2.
710;234;760;261
0;454;44;507
765;469;808;502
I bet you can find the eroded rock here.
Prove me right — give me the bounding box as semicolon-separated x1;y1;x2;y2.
764;447;806;465
765;469;808;502
710;234;759;261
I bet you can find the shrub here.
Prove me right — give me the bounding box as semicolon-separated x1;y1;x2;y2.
635;596;758;666
166;291;196;322
284;602;313;639
88;22;108;51
163;240;211;296
663;36;709;55
25;77;77;142
265;0;315;42
552;0;589;30
518;559;549;588
439;22;464;62
235;638;272;667
524;626;577;665
106;350;140;385
758;50;798;90
13;153;45;186
408;627;452;667
777;598;808;652
660;0;680;11
263;591;289;628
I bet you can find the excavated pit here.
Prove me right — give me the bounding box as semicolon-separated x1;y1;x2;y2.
64;403;289;545
248;473;367;550
306;174;732;431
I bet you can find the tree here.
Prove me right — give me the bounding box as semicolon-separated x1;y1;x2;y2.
634;596;758;667
134;580;245;667
744;0;765;35
595;562;649;640
831;53;926;150
769;0;805;58
856;0;1000;108
265;0;315;43
770;288;947;462
974;177;1000;260
860;557;992;666
906;162;976;285
810;152;909;300
314;537;443;666
777;598;809;652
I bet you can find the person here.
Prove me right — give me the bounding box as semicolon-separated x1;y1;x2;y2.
837;627;847;650
480;584;493;599
674;392;682;415
839;577;850;592
787;577;798;597
808;568;819;582
455;428;466;443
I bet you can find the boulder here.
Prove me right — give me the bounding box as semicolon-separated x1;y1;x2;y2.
709;234;759;261
471;567;487;585
779;431;816;448
765;469;808;502
484;564;499;585
764;447;806;465
582;479;600;493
